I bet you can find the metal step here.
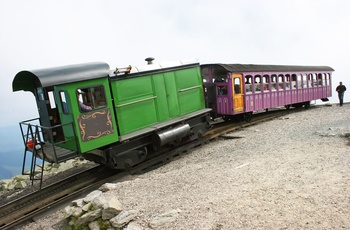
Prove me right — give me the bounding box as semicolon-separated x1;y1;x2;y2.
35;144;79;163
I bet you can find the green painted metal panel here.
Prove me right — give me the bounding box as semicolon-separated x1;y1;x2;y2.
164;71;180;117
151;74;170;121
111;64;205;136
112;76;158;135
60;79;119;153
54;85;77;151
175;67;205;114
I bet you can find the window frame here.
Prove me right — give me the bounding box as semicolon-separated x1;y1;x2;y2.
76;84;107;113
59;90;69;114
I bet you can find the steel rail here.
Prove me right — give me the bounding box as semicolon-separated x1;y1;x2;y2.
0;106;308;229
0;166;122;230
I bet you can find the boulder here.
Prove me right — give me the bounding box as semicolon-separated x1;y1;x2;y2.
149;209;182;228
84;190;102;203
99;183;120;192
102;197;123;220
76;208;102;225
110;210;139;228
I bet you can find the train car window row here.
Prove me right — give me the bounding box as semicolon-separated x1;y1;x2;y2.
77;85;107;112
244;72;331;94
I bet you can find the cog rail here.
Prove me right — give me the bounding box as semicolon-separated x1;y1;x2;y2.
0;107;303;229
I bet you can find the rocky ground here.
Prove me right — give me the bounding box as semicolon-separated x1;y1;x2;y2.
10;104;350;229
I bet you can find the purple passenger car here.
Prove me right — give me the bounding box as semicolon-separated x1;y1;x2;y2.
201;64;334;120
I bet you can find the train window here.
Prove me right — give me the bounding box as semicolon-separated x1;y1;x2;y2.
214;75;227;82
278;75;284;90
59;91;69;114
218;85;228;95
291;74;297;89
285;74;291;89
254;75;261;93
245;75;252;93
36;87;45;101
263;75;270;91
307;74;313;87
318;73;324;86
234;77;241;94
48;91;56;109
326;73;330;85
77;85;107;112
201;68;210;83
311;73;317;87
298;74;304;88
271;75;277;91
298;74;307;88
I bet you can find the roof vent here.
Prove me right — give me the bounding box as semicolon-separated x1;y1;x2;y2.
145;57;155;65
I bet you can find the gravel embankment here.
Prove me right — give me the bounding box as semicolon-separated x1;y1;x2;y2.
15;104;350;229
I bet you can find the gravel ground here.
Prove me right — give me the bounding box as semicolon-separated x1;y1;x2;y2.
16;104;350;229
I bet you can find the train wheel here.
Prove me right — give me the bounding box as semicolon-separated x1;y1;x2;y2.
285;105;291;109
304;102;310;109
244;112;252;122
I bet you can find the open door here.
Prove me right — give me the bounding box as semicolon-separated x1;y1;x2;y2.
232;73;244;112
35;86;64;142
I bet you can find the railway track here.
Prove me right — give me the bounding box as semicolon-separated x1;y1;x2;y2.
0;107;305;229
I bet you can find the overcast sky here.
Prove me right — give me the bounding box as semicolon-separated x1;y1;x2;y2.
1;0;349;129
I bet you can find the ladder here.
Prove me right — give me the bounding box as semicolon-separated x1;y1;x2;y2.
19;119;79;189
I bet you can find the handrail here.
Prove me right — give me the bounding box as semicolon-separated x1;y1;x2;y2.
19;120;78;163
178;85;201;92
116;96;157;108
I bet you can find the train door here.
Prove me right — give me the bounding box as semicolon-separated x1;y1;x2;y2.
35;86;52;128
73;83;119;153
232;74;244;112
54;86;77;150
35;86;64;142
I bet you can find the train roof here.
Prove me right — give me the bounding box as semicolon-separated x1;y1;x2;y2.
111;59;199;79
200;64;334;73
13;62;110;92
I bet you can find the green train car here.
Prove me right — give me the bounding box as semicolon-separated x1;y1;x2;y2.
13;59;211;173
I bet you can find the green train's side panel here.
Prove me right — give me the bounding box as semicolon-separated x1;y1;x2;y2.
175;67;205;114
152;73;170;120
112;76;158;134
163;71;180;117
111;65;205;135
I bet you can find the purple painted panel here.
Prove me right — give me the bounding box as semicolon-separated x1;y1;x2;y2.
245;94;254;112
297;89;303;102
290;89;298;104
262;92;270;109
217;96;231;115
303;88;310;101
323;86;331;98
319;86;324;98
326;86;332;97
271;91;278;107
254;93;263;110
285;90;292;105
277;91;285;106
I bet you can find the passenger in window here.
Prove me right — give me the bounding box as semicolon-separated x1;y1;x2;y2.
218;86;228;95
246;85;251;92
79;101;92;111
234;84;241;94
78;89;93;111
336;82;347;106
